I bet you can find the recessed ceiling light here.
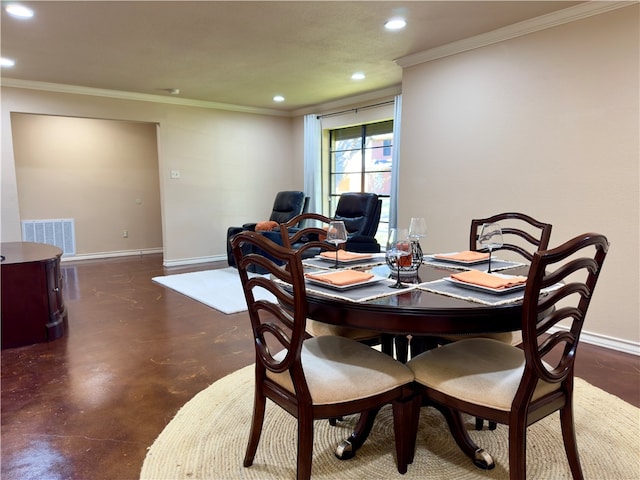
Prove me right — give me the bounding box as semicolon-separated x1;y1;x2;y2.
273;95;285;102
351;72;366;81
0;57;16;68
385;17;406;31
6;4;34;19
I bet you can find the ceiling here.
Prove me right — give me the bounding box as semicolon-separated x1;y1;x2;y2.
1;1;584;113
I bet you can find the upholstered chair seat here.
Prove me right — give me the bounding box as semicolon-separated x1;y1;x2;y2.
408;338;557;410
268;335;413;405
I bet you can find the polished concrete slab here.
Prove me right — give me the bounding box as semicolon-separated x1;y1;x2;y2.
1;254;638;480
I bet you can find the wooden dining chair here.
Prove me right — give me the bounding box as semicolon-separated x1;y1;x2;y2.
279;212;334;257
231;230;416;480
278;212;389;349
459;213;553;349
425;212;554;430
405;232;609;480
403;212;553;363
470;211;553;262
279;212;396;427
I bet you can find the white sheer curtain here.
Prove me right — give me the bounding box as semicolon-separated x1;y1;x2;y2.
303;98;400;221
303;114;322;214
389;94;402;229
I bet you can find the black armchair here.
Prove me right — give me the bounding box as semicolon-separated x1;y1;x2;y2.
334;192;382;253
241;190;308;231
231;192;382;272
226;191;308;267
274;192;383;257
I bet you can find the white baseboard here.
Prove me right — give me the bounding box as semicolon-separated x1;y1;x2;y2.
550;326;639;356
61;248;163;262
162;254;227;268
60;249;228;267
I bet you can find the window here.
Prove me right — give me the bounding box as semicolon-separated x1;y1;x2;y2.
327;120;393;245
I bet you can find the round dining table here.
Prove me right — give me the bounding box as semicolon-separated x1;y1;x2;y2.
304;262;529;465
305;263;529;337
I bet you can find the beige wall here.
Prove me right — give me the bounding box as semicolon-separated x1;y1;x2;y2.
399;6;639;344
11;113;161;255
1;6;637;347
1;88;298;263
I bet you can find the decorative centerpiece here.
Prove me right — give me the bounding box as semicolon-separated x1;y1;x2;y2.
385;218;426;283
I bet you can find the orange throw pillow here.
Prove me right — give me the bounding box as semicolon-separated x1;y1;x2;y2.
319;225;328;242
255;220;279;231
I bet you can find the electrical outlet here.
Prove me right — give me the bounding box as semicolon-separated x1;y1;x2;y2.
170;170;181;179
123;230;128;238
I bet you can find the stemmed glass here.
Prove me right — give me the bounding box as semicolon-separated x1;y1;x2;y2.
408;217;427;260
478;222;503;273
386;228;411;289
326;221;348;269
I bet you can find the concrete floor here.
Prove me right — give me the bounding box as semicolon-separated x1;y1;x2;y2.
1;254;637;480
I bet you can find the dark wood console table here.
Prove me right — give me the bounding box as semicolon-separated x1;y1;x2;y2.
1;242;68;349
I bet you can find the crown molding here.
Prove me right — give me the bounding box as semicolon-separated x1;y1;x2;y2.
396;1;636;68
3;2;632;116
290;85;401;118
0;78;290;117
0;76;399;119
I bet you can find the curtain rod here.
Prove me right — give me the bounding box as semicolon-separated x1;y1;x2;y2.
316;100;394;120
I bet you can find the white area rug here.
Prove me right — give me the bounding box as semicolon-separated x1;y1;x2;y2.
152;267;275;314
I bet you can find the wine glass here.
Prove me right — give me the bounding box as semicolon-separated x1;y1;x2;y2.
386;228;411;289
478;222;503;273
408;217;427;260
409;217;427;240
325;221;348;268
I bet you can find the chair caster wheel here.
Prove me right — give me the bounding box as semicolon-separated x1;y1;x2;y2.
472;449;495;470
335;440;355;460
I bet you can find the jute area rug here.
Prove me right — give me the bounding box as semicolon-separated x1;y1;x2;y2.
140;365;640;479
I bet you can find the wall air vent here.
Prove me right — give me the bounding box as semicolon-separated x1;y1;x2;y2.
21;218;76;256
